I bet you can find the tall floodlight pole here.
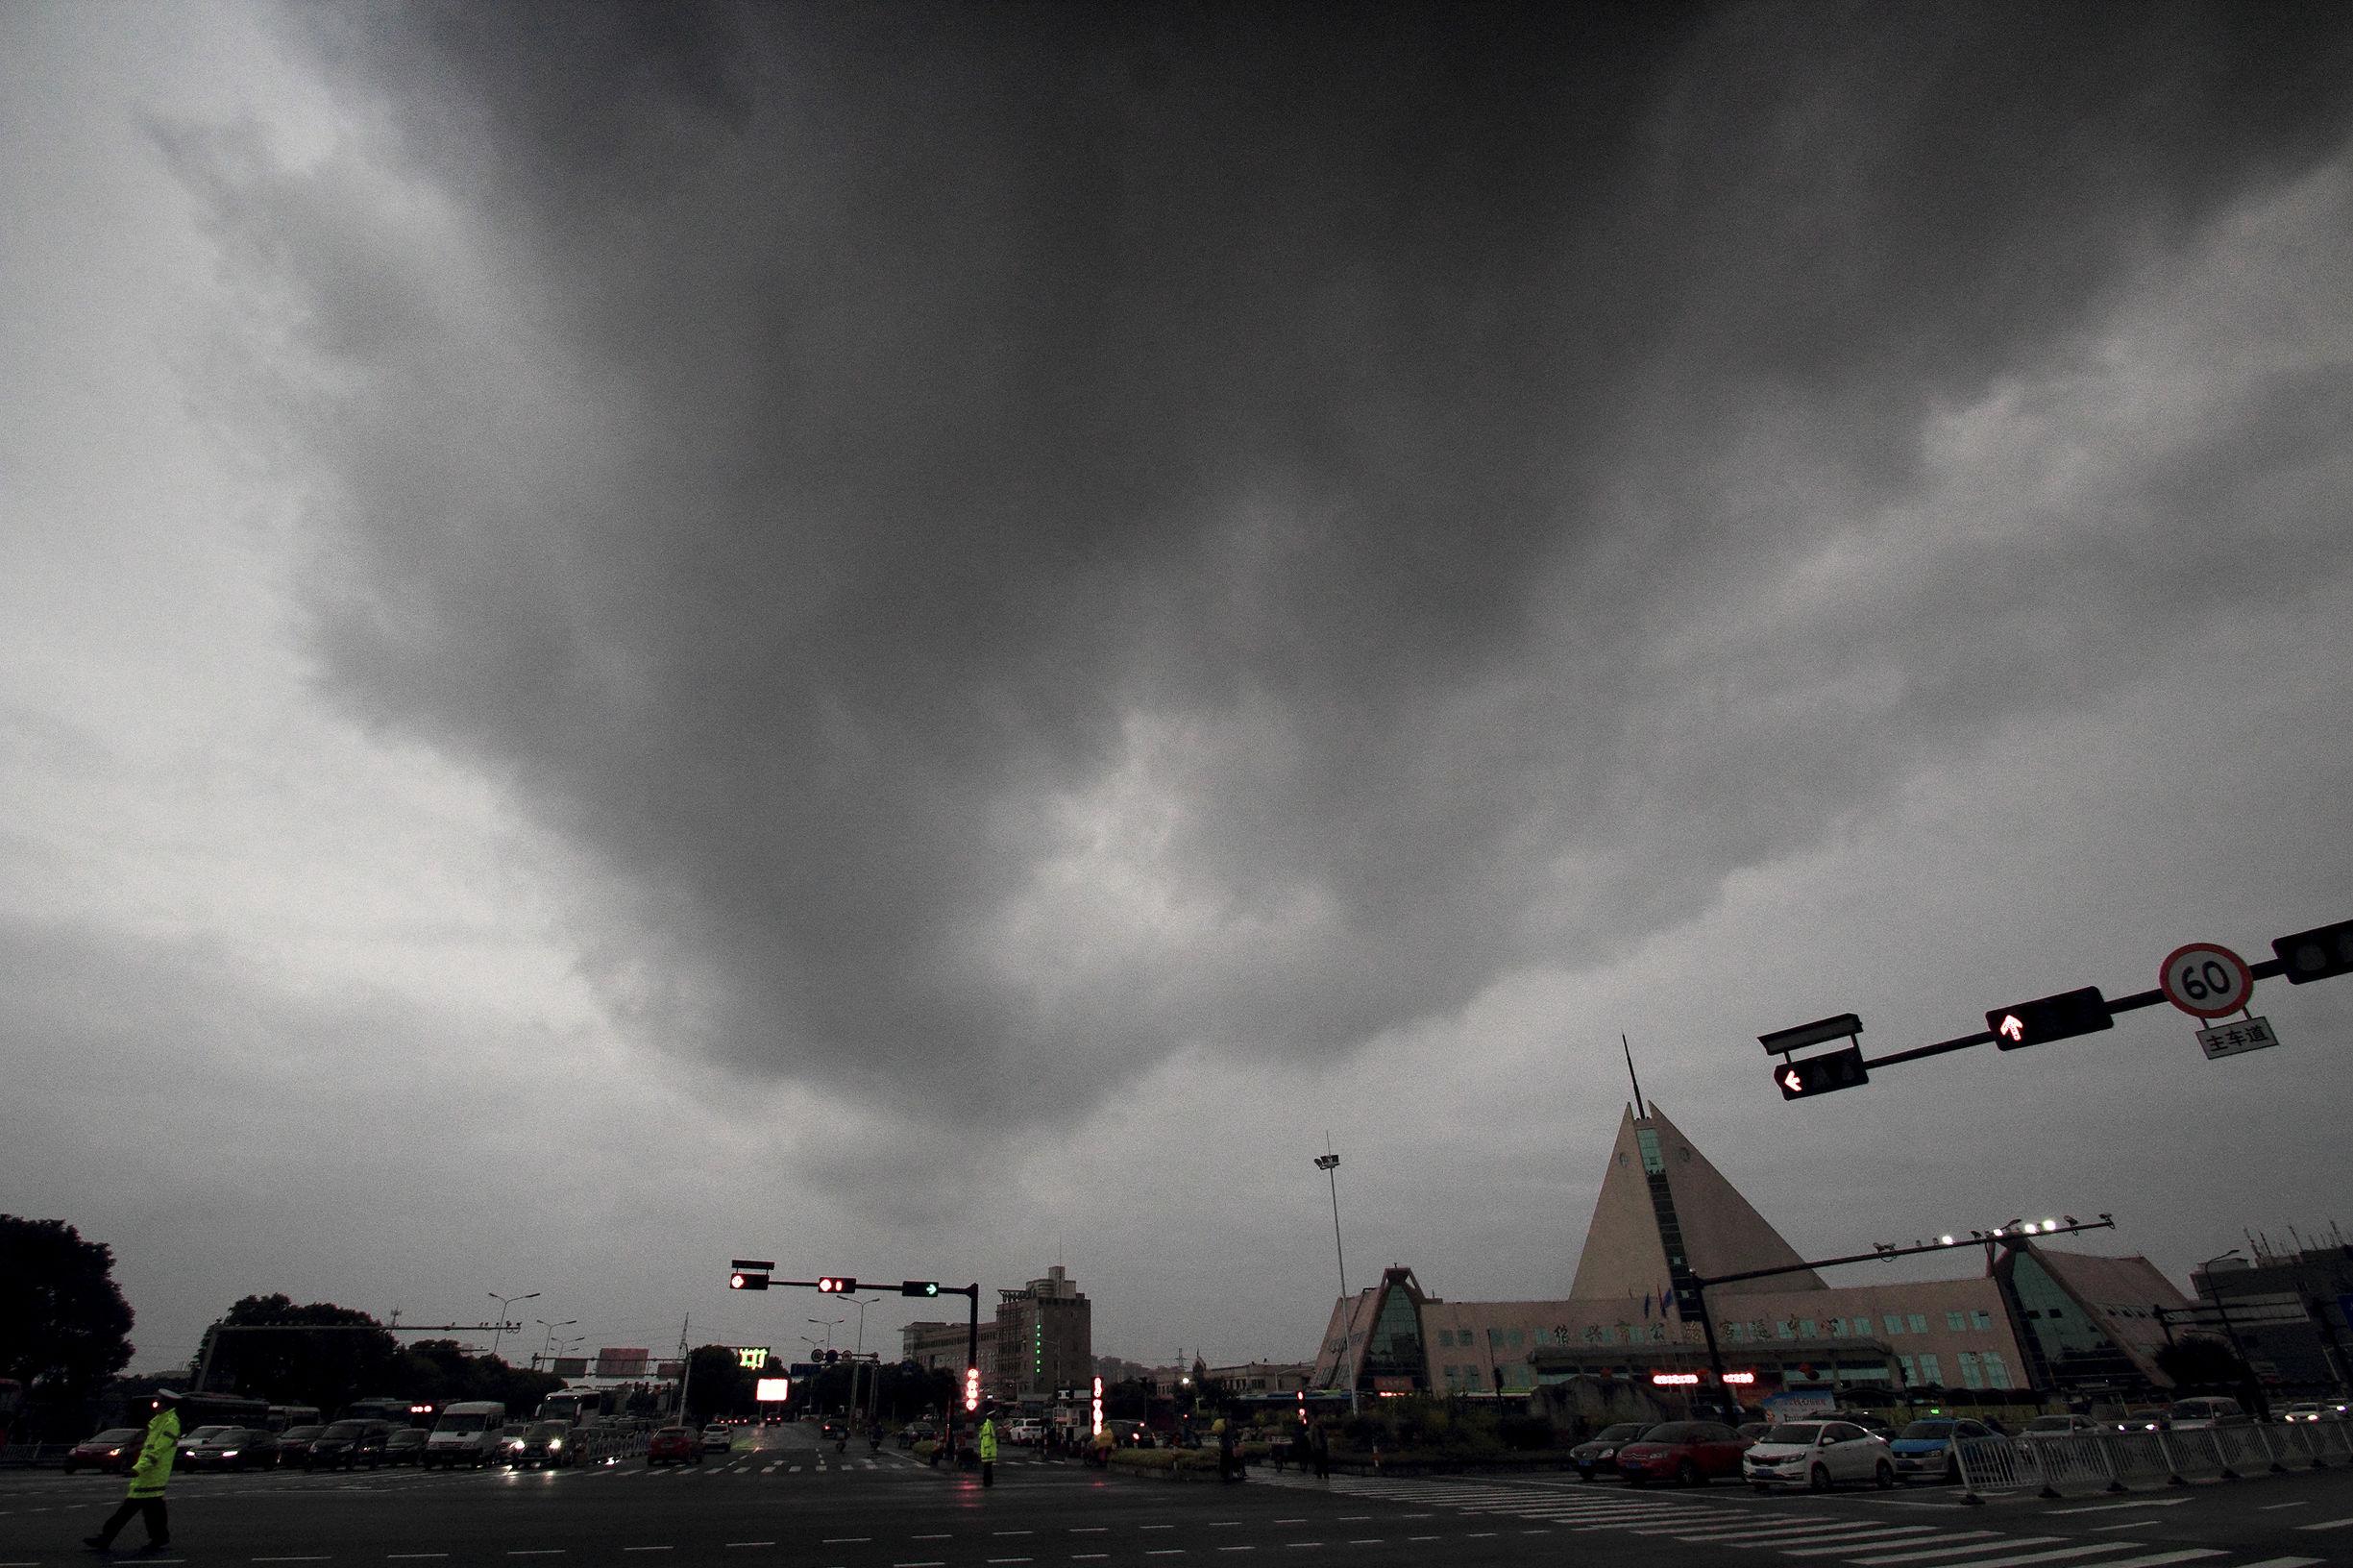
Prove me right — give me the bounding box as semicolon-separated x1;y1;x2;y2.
487;1290;538;1363
1315;1139;1357;1413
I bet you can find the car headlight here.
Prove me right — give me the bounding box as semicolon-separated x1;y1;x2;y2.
223;1450;239;1458
548;1438;561;1449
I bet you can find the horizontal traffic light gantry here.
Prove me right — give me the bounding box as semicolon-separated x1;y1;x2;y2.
1758;914;2347;1102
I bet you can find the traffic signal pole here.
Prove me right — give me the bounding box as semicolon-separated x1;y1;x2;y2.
1680;1218;2117;1401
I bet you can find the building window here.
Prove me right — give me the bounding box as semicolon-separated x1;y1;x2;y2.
1908;1314;1927;1335
1637;1128;1665;1174
1799;1320;1817;1339
1959;1351;1983;1389
1983;1352;2011;1389
1899;1355;1917;1383
1972;1311;1993;1331
1918;1354;1942;1384
1947;1311;1967;1333
1507;1329;1524;1348
1775;1320;1794;1340
1435;1330;1453;1348
1883;1313;1904;1335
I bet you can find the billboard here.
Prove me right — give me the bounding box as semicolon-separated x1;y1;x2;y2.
551;1358;588;1378
596;1347;650;1378
754;1377;791;1403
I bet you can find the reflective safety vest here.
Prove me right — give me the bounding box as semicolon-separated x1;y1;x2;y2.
977;1419;998;1461
128;1409;181;1499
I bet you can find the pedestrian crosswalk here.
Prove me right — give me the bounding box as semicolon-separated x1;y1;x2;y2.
1250;1473;2325;1568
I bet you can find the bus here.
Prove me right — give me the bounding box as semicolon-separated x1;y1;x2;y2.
266;1404;323;1433
535;1388;606;1426
343;1397;433;1427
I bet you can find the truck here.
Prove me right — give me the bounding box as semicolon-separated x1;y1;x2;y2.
423;1401;506;1468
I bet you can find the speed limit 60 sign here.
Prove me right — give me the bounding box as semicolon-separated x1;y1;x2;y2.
2161;943;2253;1019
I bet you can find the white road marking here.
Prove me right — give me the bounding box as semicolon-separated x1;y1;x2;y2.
623;1550;674;1555
2298;1515;2353;1531
1849;1539;2064;1565
1784;1533;1996;1559
387;1557;451;1561
822;1540;871;1545
2258;1502;2312;1510
724;1543;775;1549
1890;1547;2139;1568
2079;1553;2226;1568
2230;1558;2325;1566
1776;1527;1946;1554
2053;1501;2190;1515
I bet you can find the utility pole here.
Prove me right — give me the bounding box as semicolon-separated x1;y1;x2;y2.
674;1315;693;1424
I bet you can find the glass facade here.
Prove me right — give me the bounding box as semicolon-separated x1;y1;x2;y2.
2000;1249;2145;1391
1360;1277;1429;1390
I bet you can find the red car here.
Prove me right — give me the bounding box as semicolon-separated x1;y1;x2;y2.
646;1426;701;1466
1614;1419;1752;1486
61;1428;143;1475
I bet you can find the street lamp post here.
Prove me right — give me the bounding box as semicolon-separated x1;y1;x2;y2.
1313;1140;1357;1413
536;1319;577;1361
487;1290;539;1364
808;1316;845;1352
2199;1251;2267;1418
846;1296;880;1356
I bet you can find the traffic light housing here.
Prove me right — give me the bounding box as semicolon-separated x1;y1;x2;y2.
1773;1044;1869;1099
900;1280;941;1298
816;1276;858;1294
964;1366;981;1412
2273;919;2353;984
1986;987;2112;1049
729;1270;770;1291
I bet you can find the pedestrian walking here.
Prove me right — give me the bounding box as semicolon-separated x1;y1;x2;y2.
1309;1414;1330;1480
977;1408;998;1488
85;1390;179;1555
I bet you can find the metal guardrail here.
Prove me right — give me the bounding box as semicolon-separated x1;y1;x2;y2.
1955;1420;2353;1502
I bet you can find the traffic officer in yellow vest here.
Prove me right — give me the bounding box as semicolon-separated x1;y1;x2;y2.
976;1406;998;1488
85;1389;179;1555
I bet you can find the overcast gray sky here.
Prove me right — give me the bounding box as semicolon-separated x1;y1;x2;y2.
5;0;2352;1379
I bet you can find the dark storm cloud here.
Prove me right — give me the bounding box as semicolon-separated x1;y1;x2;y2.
190;2;2353;1131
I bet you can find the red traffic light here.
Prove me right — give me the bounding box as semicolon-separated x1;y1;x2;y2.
816;1276;859;1293
729;1270;769;1291
964;1366;981;1412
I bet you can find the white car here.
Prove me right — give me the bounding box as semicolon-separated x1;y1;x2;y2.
1006;1419;1045;1445
1744;1420;1896;1492
700;1425;736;1454
2018;1414;2105;1442
2281;1402;2349;1423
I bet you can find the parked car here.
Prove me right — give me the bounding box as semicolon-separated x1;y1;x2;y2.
2165;1397;2251;1431
1614;1420;1752;1486
192;1427;280;1472
276;1425;327;1467
520;1421;574;1468
647;1426;701;1466
1103;1420;1156;1449
1570;1422;1652;1481
1736;1422;1776;1443
2019;1414;2105;1442
700;1424;736;1455
2116;1409;2171;1433
1743;1420;1896;1492
1837;1409;1897;1436
307;1419;391;1470
1890;1417;1999;1482
897;1421;936;1448
383;1428;431;1465
61;1429;145;1475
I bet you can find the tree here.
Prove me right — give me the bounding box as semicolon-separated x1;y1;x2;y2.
684;1345;759;1425
0;1216;135;1400
401;1338;561;1410
208;1295;405;1411
2155;1334;2250;1392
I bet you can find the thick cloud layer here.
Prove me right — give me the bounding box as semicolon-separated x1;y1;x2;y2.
173;2;2353;1141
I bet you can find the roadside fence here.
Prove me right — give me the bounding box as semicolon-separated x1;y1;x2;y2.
1956;1420;2353;1503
